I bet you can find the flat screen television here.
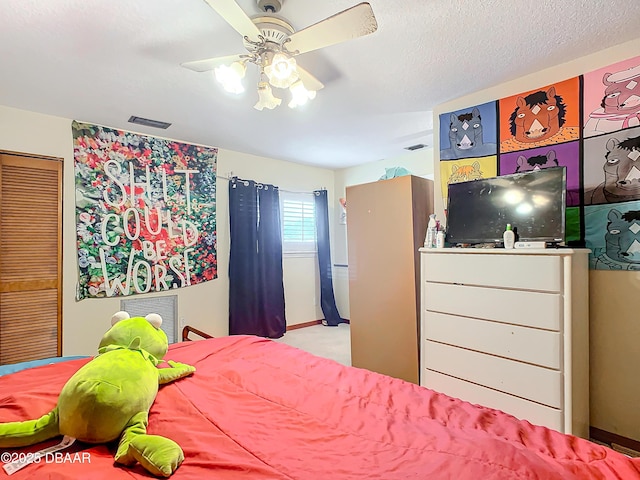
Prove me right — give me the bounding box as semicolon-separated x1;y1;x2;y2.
445;167;566;246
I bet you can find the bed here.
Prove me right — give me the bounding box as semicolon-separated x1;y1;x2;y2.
1;332;639;479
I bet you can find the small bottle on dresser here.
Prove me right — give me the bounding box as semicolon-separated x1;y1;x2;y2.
436;230;445;249
425;214;437;248
503;224;515;249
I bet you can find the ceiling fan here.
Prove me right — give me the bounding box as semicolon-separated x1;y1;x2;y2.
181;0;378;110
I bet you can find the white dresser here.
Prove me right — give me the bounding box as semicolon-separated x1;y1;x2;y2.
420;248;590;437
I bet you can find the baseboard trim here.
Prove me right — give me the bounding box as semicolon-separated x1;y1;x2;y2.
287;320;322;331
286;319;350;331
590;426;640;452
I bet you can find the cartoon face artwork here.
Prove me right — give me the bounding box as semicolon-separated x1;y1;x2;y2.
602;71;640;115
448;162;483;183
440;106;497;160
585;65;640;135
584;65;640;137
515;150;558;172
509;87;566;143
604;209;640;264
600;136;640;202
449;107;483;151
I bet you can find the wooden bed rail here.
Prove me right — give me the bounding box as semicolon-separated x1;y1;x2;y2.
181;325;214;342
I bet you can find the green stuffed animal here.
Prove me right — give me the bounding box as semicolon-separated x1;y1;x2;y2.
0;311;196;477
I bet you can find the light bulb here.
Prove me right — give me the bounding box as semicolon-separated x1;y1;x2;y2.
264;53;299;89
288;80;317;108
254;82;282;110
214;62;246;94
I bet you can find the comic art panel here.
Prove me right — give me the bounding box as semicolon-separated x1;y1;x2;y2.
498;141;581;206
583;126;640;205
583;55;640;138
566;206;582;245
439;156;497;204
499;77;581;154
439;101;497;160
585;201;640;270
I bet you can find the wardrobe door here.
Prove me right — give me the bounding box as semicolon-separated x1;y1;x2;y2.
0;153;62;365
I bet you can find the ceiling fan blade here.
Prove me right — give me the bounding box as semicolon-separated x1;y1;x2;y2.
181;53;246;73
201;0;262;41
296;66;324;92
285;2;378;56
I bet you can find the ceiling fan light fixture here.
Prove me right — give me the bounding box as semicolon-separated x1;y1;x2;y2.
288;80;316;108
264;52;299;89
214;61;246;94
254;81;282;110
184;0;378;111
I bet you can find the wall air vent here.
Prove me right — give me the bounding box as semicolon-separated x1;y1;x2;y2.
121;295;178;344
128;116;172;129
404;143;427;151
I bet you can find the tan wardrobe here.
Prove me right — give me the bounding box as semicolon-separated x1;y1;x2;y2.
346;175;434;384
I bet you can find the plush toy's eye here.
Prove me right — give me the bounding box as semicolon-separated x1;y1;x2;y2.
146;313;163;328
111;311;130;326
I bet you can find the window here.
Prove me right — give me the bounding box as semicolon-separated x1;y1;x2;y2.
280;191;316;254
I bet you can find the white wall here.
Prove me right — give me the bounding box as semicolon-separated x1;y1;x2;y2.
332;148;435;318
0;105;334;356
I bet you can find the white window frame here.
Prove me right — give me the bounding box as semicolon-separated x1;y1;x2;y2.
280;191;317;256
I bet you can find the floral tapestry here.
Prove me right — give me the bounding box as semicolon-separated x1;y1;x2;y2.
72;121;217;299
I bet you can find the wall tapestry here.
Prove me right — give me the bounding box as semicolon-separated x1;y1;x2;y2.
72;121;218;299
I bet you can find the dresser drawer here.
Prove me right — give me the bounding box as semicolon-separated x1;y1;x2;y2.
424;312;561;369
422;370;564;432
423;253;561;292
424;340;562;408
424;282;562;330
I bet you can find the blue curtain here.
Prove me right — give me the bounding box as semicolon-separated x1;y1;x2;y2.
229;178;286;338
314;189;345;326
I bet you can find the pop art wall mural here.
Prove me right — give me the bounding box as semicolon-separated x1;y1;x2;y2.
73;121;218;299
585;202;640;270
498;77;581;153
583;125;640;205
439;101;497;160
438;54;640;270
583;57;640;137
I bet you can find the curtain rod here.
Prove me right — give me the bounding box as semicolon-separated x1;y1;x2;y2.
217;173;325;195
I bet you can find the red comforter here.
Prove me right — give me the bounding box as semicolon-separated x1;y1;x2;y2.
1;335;639;479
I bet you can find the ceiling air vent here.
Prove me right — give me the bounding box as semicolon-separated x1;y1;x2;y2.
128;116;172;129
404;143;427;151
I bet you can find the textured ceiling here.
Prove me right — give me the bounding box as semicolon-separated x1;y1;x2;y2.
0;0;639;169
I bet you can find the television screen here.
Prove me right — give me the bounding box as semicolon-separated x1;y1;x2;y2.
445;167;566;245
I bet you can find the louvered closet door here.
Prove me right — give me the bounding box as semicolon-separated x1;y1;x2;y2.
0;153;62;364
